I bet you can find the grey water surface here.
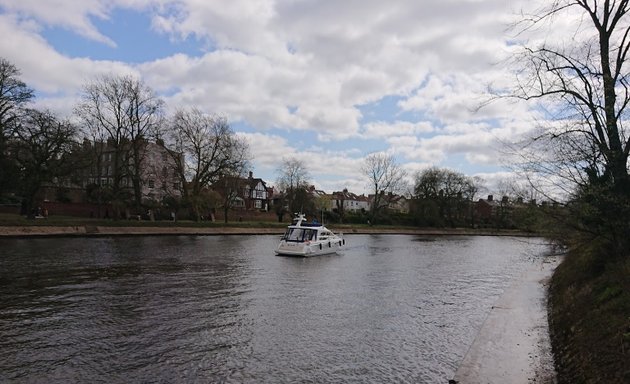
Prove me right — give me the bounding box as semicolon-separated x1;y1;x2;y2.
0;234;549;383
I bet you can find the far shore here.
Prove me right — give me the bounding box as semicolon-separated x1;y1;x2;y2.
0;224;540;238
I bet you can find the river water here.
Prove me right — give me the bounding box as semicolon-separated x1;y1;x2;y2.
0;234;549;383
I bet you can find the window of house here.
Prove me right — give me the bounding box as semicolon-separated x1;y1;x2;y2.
255;200;262;209
148;179;155;189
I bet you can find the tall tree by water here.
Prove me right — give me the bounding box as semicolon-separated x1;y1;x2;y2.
276;157;311;216
413;167;481;227
361;153;406;224
511;1;630;257
11;109;76;215
0;58;34;196
217;170;250;224
168;108;250;221
75;74;164;216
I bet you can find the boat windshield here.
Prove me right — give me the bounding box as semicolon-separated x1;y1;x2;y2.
283;228;317;242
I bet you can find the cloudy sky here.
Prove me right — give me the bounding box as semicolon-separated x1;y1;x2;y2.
0;0;546;195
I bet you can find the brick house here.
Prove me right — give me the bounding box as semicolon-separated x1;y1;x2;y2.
213;171;270;211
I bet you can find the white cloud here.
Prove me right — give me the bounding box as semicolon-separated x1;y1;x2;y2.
0;14;139;117
0;0;116;46
361;120;434;139
239;131;369;192
0;0;563;194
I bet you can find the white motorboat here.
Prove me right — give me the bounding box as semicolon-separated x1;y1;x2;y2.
275;213;345;257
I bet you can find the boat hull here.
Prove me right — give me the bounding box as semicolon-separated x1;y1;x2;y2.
275;214;345;257
275;239;344;257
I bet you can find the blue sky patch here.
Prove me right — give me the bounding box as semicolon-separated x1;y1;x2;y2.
43;8;204;63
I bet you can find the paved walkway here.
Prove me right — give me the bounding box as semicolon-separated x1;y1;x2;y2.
452;256;561;384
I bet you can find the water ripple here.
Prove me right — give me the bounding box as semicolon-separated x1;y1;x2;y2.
0;235;549;383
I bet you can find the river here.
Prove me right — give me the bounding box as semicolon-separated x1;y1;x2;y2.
0;234;549;383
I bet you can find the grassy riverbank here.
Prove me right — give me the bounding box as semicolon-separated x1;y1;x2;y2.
0;212;286;228
0;212;535;237
548;248;630;383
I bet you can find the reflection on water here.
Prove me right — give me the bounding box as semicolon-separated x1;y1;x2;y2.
0;235;549;383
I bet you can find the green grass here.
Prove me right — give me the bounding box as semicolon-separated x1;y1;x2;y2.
0;212;289;229
0;212;536;235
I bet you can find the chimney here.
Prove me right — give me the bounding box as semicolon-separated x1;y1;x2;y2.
248;171;253;179
487;195;493;202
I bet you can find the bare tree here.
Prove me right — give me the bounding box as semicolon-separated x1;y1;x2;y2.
0;58;34;195
276;157;311;214
511;1;630;254
79;108;110;218
217;174;248;224
512;1;630;188
125;78;164;210
168;108;250;221
362;153;406;224
75;74;163;216
11;109;76;216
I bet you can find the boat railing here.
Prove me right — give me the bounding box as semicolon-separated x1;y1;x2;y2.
298;223;321;228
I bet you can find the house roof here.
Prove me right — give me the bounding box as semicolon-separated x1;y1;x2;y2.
214;173;268;191
331;189;363;201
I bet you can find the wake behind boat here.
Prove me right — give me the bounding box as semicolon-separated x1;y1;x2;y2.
275;213;345;257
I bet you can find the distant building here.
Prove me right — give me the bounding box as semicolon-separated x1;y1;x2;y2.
476;194;501;220
367;192;408;214
331;189;369;213
307;185;332;211
213;171;270;211
138;140;183;203
84;139;182;203
383;192;409;214
39;138;182;205
476;195;519;227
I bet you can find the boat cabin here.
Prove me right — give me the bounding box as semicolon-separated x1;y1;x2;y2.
283;227;317;242
282;227;336;243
